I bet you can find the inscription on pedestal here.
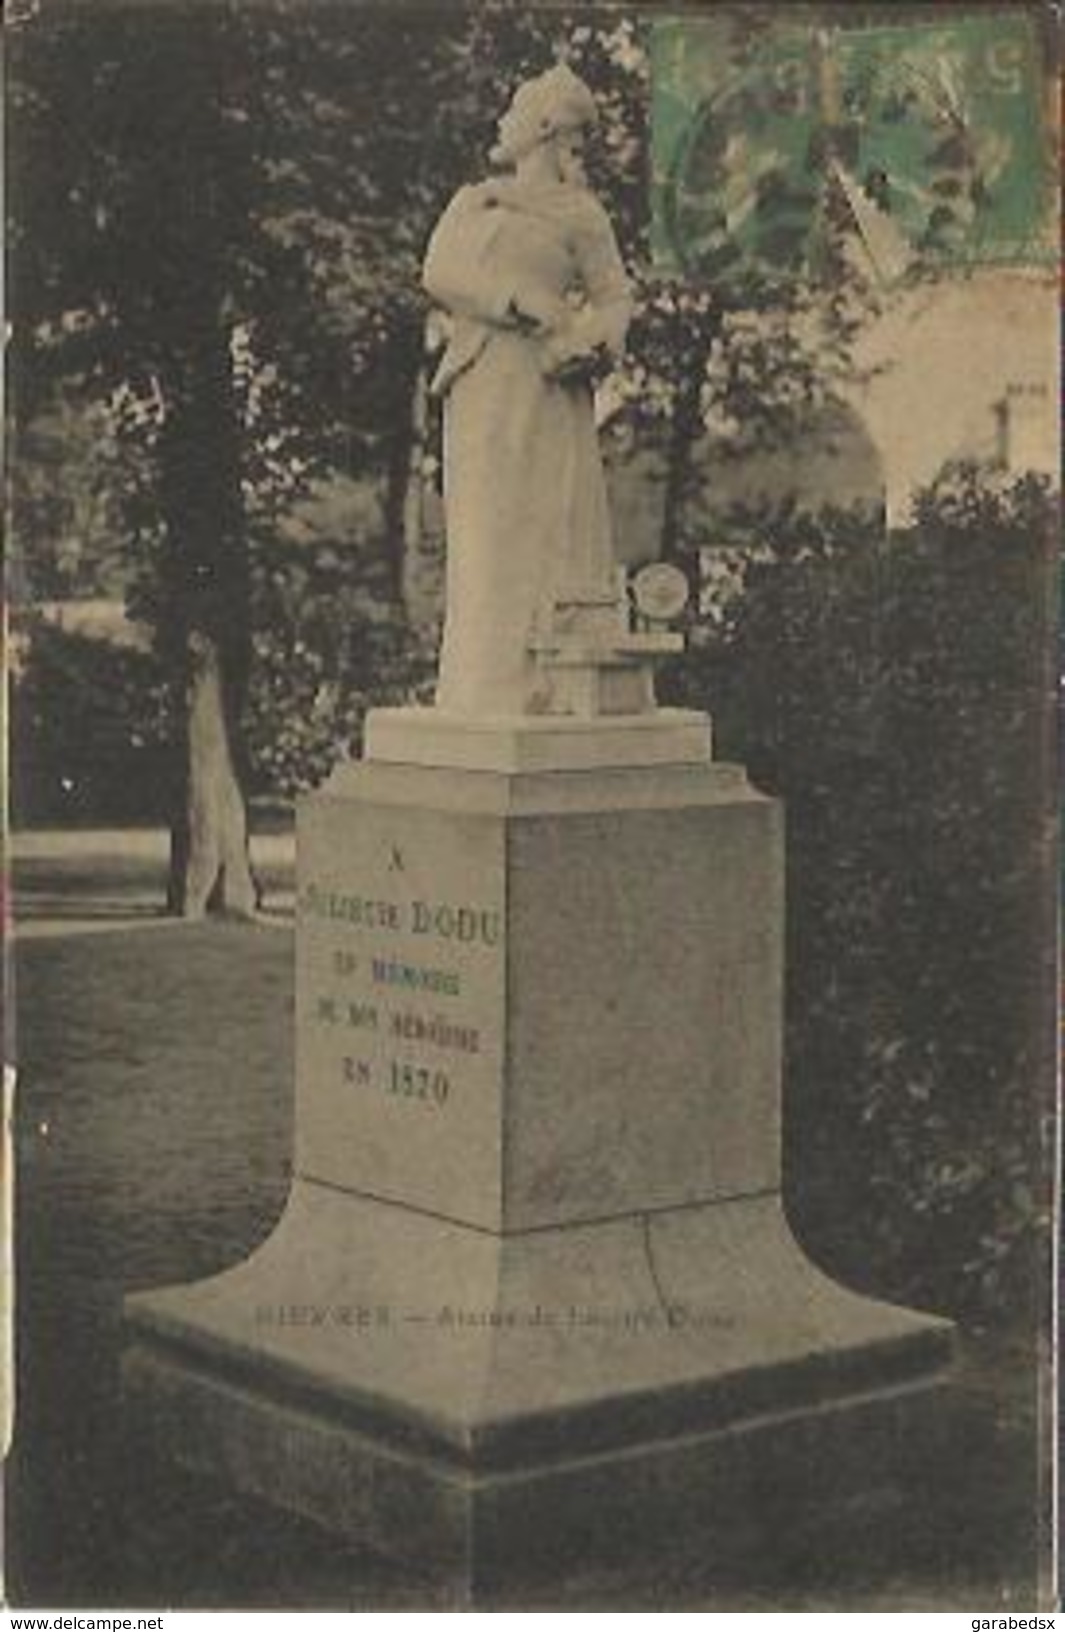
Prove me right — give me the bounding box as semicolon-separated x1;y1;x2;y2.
296;797;506;1228
303;883;495;1111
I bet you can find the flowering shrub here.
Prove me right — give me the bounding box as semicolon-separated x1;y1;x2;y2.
11;620;171;823
666;470;1056;1324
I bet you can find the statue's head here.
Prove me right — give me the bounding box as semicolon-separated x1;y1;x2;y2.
490;63;598;178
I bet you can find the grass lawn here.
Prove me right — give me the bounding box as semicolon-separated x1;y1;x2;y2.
12;828;294;931
5;922;1051;1609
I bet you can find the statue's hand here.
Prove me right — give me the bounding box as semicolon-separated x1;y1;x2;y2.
541;338;611;386
508;287;565;335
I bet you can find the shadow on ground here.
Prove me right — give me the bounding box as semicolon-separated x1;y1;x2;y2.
5;923;1051;1609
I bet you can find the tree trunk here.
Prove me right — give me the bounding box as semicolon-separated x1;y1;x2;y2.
100;15;262;918
167;632;257;919
158;318;257;920
380;323;427;609
399;350;432;620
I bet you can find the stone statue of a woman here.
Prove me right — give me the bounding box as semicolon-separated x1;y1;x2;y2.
423;64;633;717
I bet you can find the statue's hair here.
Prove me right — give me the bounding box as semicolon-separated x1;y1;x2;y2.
490;63;598;167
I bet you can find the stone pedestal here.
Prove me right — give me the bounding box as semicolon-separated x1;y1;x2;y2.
123;714;954;1599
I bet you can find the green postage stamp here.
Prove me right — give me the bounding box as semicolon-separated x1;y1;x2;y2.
651;10;1056;281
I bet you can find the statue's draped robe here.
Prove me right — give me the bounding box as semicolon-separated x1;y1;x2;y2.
423;178;631;716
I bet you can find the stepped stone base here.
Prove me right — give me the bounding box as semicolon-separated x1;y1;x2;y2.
363;705;712;772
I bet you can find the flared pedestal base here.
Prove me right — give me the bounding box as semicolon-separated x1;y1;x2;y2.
124;1181;953;1599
